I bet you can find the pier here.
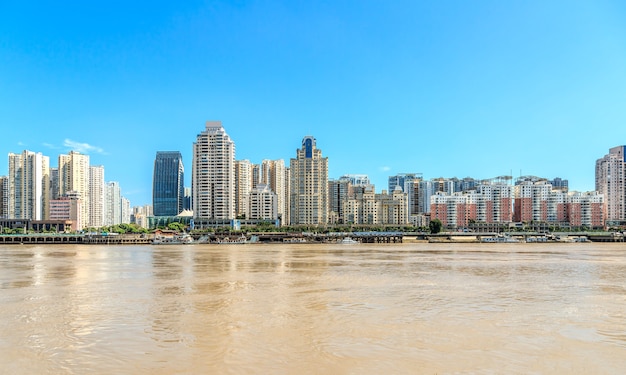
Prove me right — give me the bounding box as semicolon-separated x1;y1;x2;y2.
303;231;403;243
247;232;404;243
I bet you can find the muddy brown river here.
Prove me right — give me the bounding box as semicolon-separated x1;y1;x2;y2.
1;242;625;374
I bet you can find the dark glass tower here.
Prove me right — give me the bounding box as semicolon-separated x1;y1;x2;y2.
153;151;184;216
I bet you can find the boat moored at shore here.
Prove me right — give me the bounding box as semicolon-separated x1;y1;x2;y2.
340;237;359;244
153;233;193;245
215;235;247;244
481;234;521;243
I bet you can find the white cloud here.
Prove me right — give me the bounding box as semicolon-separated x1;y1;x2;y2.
379;166;391;172
63;139;106;154
42;142;61;149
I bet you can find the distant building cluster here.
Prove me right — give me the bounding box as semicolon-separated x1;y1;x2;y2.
430;182;603;229
0;150;131;231
329;174;603;230
4;121;626;232
146;121;623;231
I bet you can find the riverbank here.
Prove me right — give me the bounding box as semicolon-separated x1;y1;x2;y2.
0;231;624;245
0;231;406;245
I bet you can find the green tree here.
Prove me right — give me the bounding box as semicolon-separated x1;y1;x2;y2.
110;225;126;234
167;222;186;232
429;219;443;234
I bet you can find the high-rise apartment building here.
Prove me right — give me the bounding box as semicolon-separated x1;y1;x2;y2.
476;184;514;223
121;196;131;224
49;168;59;201
89;165;105;227
596;146;626;221
104;181;121;225
289;136;328;225
546;190;568;224
388;173;421;193
417;180;435;214
567;192;604;229
192;121;235;220
59;151;90;228
405;180;421;217
431;191;478;229
259;161;270;186
152;151;185;216
389;174;423;217
0;176;7;219
513;180;551;222
234;159;252;219
432;177;456;194
328;178;352;224
261;159;288;225
251;163;261;189
284;167;291;225
8;150;50;220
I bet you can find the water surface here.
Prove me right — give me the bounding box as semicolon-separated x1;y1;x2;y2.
1;243;626;374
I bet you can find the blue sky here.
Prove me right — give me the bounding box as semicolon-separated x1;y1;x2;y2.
2;1;626;206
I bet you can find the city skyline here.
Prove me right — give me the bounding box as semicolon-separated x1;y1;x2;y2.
3;1;626;206
0;133;619;209
0;136;621;229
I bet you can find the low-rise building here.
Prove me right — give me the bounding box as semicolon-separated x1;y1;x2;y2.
49;191;82;231
431;181;604;230
248;184;278;221
342;185;408;225
567;191;604;229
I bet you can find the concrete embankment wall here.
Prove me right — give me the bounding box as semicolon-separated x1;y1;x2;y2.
0;234;153;245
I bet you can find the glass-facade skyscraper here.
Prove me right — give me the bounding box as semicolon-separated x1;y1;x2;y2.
153;151;185;216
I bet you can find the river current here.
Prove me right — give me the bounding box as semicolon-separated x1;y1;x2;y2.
1;242;625;374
